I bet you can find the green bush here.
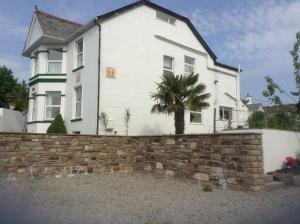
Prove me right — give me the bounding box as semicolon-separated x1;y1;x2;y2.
47;114;67;134
248;111;266;128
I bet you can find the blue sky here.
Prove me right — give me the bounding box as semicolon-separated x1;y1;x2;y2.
0;0;299;104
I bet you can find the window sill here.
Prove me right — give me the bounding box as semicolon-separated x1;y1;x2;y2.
72;65;84;72
71;118;82;122
27;120;53;124
189;122;204;125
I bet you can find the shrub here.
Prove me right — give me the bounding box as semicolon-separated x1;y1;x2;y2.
47;114;67;134
201;184;213;192
283;156;297;169
248;111;266;128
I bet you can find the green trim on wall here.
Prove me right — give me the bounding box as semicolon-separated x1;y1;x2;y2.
72;65;84;72
29;74;67;81
29;94;66;99
71;118;82;122
27;120;53;124
29;78;67;87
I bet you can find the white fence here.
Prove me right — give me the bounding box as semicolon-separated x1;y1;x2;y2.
223;129;300;173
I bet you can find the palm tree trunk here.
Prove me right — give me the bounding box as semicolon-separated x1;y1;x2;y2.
175;109;185;134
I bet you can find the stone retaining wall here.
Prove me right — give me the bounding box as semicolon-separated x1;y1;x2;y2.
0;132;264;191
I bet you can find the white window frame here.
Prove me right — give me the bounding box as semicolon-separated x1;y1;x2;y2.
34;56;39;75
47;49;62;74
184;56;195;74
156;11;176;25
31;97;37;121
163;55;174;75
76;39;83;68
45;91;61;119
219;106;232;121
74;85;82;119
190;111;203;124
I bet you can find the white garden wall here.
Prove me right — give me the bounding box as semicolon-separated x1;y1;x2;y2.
223;129;300;173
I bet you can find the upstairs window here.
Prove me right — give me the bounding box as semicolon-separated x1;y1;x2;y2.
219;106;232;120
45;91;61;119
163;56;174;75
156;11;176;25
48;49;62;73
76;39;83;67
190;111;202;123
74;86;82;118
184;56;195;74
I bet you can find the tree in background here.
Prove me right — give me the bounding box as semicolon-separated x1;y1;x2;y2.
0;66;28;112
151;73;210;134
47;114;67;134
290;32;300;112
262;76;284;105
248;111;266;129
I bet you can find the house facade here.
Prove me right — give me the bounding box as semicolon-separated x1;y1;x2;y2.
23;0;248;135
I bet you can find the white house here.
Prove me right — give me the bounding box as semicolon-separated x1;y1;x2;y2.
23;0;248;135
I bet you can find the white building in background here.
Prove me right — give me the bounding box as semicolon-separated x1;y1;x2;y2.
23;0;248;135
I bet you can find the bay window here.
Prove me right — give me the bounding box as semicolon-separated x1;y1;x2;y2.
45;91;61;119
48;49;62;73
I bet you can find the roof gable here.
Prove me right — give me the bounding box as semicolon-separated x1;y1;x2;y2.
92;0;238;72
23;9;82;56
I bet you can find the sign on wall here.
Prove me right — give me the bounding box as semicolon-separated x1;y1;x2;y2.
105;67;116;79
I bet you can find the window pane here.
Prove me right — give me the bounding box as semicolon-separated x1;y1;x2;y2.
75;102;81;117
75;87;82;101
185;56;195;65
156;11;169;22
48;62;62;73
32;99;37;121
46;92;61;105
48;49;62;60
77;54;83;67
163;56;173;70
77;41;83;53
190;112;202;123
185;65;194;74
219;108;223;120
46;106;60;118
163;70;174;76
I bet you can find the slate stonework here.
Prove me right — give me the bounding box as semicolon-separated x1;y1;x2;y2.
0;132;264;191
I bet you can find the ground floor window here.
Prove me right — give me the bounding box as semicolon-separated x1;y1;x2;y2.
74;86;82;118
45;91;61;119
190;111;202;123
219;106;232;120
32;98;37;121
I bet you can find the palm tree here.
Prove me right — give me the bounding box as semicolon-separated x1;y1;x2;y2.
151;73;210;134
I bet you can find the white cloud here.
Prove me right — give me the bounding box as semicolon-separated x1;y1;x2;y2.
190;0;300;101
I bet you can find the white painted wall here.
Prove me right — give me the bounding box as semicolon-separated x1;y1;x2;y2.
0;108;26;132
223;129;300;173
25;15;43;51
26;4;247;135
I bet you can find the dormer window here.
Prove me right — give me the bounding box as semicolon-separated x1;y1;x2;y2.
156;11;176;25
48;49;62;73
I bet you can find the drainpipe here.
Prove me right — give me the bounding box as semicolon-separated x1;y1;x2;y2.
95;19;101;135
236;65;240;127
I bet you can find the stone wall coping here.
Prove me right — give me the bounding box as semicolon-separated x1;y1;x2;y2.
0;132;262;138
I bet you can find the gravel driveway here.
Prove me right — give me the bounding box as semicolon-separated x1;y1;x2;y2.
0;173;300;224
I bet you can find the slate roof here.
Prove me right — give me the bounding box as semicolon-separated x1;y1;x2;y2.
263;104;298;113
247;103;263;112
35;10;82;41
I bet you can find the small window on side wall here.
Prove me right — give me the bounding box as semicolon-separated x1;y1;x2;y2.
163;55;174;75
156;11;176;25
219;106;232;120
74;86;82;118
190;111;202;123
76;39;83;68
184;56;195;74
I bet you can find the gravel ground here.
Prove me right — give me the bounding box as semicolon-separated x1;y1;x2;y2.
0;173;300;224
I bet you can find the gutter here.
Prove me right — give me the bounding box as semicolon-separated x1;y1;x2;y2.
95;19;101;135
